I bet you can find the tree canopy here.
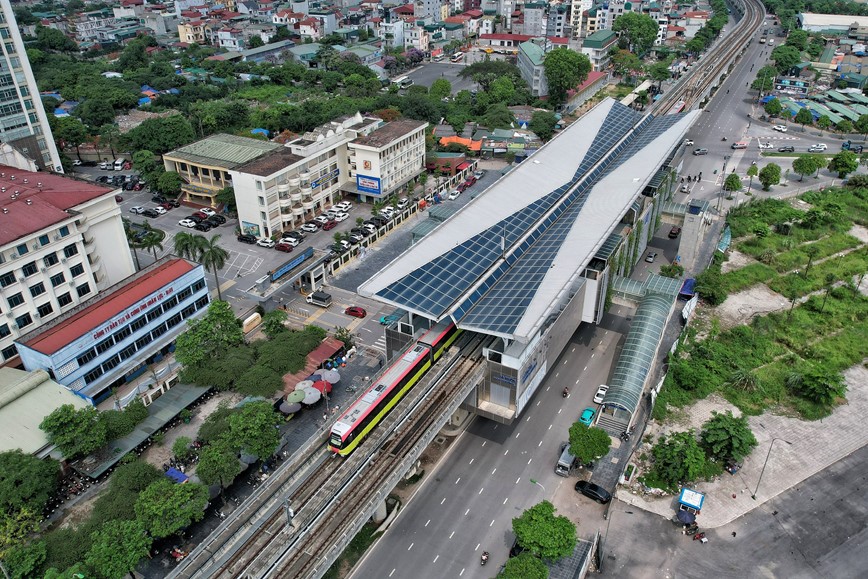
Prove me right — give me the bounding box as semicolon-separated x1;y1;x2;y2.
175;300;243;368
700;411;757;462
568;423;611;465
827;150;858;178
543;49;591;106
758;163;782;190
498;552;549;579
649;431;708;489
85;519;152;579
512;500;576;561
40;405;107;460
612;13;660;55
792;155;824;181
0;451;60;517
134;479;208;538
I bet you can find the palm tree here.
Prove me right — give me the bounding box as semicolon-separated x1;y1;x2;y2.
199;235;229;300
174;232;205;262
125;226;142;271
139;232;164;263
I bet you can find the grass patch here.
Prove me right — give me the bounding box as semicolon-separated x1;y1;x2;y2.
234;84;293;103
761;152;831;160
802;187;868;226
771;233;861;272
727;198;803;238
322;521;384;579
720;262;777;293
768;247;868;297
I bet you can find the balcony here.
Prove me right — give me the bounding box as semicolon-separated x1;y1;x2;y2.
280;197;292;209
288;176;301;188
83;234;95;245
301;198;314;211
293;204;305;217
88;253;101;266
290;190;302;202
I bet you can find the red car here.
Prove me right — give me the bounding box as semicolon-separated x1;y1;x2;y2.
464;176;477;186
160;202;175;210
275;242;294;252
191;211;208;220
133;182;144;191
456;182;468;192
345;306;367;318
322;220;338;231
114;195;123;202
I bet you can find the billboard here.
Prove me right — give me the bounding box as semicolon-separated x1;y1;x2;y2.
356;174;381;194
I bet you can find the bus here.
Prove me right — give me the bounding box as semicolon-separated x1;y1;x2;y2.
392;76;413;89
450;52;464;63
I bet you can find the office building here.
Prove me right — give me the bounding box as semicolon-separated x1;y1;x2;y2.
346;119;428;202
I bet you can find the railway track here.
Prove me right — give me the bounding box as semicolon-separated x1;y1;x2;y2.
654;0;765;115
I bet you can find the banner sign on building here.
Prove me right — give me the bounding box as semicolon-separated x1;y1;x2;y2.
357;175;381;194
93;287;174;340
311;168;340;190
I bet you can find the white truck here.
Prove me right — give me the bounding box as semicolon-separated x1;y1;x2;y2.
305;291;332;308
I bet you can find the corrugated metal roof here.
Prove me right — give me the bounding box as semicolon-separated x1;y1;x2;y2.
164;133;281;168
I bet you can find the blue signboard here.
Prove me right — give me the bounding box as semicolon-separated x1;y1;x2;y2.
271;247;314;282
357;174;381;194
311;168;340;190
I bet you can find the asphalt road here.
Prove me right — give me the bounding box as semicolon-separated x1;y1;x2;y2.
600;443;868;579
406;62;477;94
350;306;635;578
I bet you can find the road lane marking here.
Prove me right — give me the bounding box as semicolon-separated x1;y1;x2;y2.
558;408;562;414
441;498;446;504
491;468;497;475
475;543;480;551
516;432;520;438
538;440;543;447
528;458;533;465
583;366;587;372
537;400;541;406
526;415;531;422
591;353;595;358
433;555;439;563
408;543;414;551
455;477;461;484
576;378;581;384
503;497;509;505
490;519;495;527
465;509;470;516
450;531;455;538
390;569;396;577
571;346;576;352
548;424;552;430
563;359;568;365
515;477;521;484
469;458;474;465
478;487;484;495
503;449;508;456
460;568;465;576
426;519;430;527
481;441;486;447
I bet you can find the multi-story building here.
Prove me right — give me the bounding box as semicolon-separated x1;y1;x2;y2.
596;0;633;31
347;119;428;202
380;19;405;48
517;39;549;97
15;258;209;405
521;2;548;37
570;0;594;39
581;28;617;70
74;9;117;41
0;4;63;173
162;134;282;207
404;21;430;51
231;113;382;238
546;3;571;38
0;166;135;366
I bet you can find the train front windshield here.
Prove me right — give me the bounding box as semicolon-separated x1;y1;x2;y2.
329;432;343;449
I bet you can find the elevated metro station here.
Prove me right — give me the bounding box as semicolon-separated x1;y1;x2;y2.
359;98;700;431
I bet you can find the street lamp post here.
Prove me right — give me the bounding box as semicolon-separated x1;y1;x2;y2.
717;155;730;211
751;437;792;500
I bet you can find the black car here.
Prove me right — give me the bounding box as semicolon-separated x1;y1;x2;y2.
778;146;795;153
96;176;109;183
123;182;135;191
284;230;304;240
574;480;612;504
207;214;226;224
152;194;167;204
187;214;204;223
141;209;159;219
237;234;256;244
205;216;223;227
194;222;212;232
350;227;369;237
348;233;365;244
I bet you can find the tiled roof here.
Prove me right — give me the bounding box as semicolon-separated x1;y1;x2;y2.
163;133;281;169
351;120;427;149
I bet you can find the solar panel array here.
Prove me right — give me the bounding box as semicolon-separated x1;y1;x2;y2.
377;102;672;333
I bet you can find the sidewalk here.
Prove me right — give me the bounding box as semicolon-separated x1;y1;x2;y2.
617;364;868;528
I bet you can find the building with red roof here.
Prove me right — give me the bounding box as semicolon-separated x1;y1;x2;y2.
15;257;210;405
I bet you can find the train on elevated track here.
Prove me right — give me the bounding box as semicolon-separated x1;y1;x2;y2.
329;320;462;456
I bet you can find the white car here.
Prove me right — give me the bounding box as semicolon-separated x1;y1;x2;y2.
278;236;300;247
396;198;409;210
129;206;145;214
593;385;609;404
73;160;82;166
301;223;319;233
447;190;461;200
334;201;353;212
199;208;216;216
153;206;167;215
758;142;774;150
257;238;276;248
314;215;330;225
773;125;788;133
178;219;196;228
809;143;828;151
333;212;349;222
684;139;694;146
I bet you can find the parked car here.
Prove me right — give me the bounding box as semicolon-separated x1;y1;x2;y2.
758;142;774;150
191;211;209;220
314;215;331;225
237;234;257;244
348;233;365;244
334;201;353;212
322;220;338;231
692;148;708;156
133;182;145;191
645;252;658;263
379;313;402;325
345;306;367;318
579;407;596;426
772;125;788;132
396;198;409;210
199;208;216;216
473;170;485;179
684;139;694;146
152;206;167;215
593;385;609;404
778;146;795;153
574;481;612;504
114;195;123;202
275;242;294;252
350;227;369;237
283;230;304;240
301;223;319;233
123;182;135;191
187;215;204;223
668;226;681;239
96;176;110;183
456;182;468;192
334;212;349;222
257;238;276;248
278;236;300;247
178;219;197;228
447;190;461;200
206;216;223;227
159;202;174;211
809;143;828;152
193;222;212;232
141;209;159;219
152;195;167;204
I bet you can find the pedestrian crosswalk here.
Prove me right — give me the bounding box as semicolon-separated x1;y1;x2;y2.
370;335;386;354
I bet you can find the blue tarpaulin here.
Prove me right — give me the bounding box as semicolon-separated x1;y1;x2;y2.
165;468;188;484
251;128;270;137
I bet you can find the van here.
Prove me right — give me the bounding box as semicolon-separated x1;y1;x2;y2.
450;52;464;63
432;54;445;62
730;141;748;150
114;158;125;171
555;442;577;477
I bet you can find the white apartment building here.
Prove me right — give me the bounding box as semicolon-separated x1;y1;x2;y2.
0;166;135;365
404;21;430;51
74;10;117;41
570;0;594;39
380;20;405;48
0;4;63;173
347;119;428;203
597;0;633;31
231;113;382;238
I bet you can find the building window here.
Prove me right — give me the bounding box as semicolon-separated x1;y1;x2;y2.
195;295;210;309
76;348;97;366
102;355;120;372
57;292;73;307
176;286;193;302
7;293;24;308
29;282;45;298
0;324;9;338
134;334;152;350
95;337;114;354
130;316;147;332
70;263;85;277
59;226;70;237
191;279;206;293
146;308;162;323
21;261;37;277
118;343;136;360
84;367;104;383
181;304;196;318
15;313;32;330
16;244;28;256
0;272;15;288
1;344;17;361
113;325;132;343
49;273;65;287
43;253;59;267
166;313;182;328
38;234;49;246
76;283;90;298
36;302;53;318
162;296;179;311
63;244;78;258
151;323;168;339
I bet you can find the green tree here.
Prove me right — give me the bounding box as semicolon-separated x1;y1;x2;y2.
195;443;242;488
85;519;152;579
123;115;196;155
173;232;205;262
837;119;853;133
54;117;88;161
529;111;559;142
99;124;120;159
770;45;800;74
35;26;77;52
816;115;832;130
2;539;46;579
700;411;757;462
228;401;281;459
794;107;813;130
764;97;782;117
0;508;40;562
758;163;781;190
39;405;107;459
499;552;548;579
429;78;452;101
855;114;868;140
649;431;708;488
647;59;672;92
568;423;611;465
139;231;163;262
612;12;660;55
724;173;742;192
247;36;265;49
175;300;243;368
172;436;195;463
611;49;642;77
788;362;846;405
215;187;236;212
134;479;208;539
543;48;591;106
0;451;60;516
746;163;758;195
156;171;183;196
262;309;289;338
199;235;230;300
75;99;116;130
785;29;808;51
827;150;858;178
132;150;161;184
793;154;821;181
489;76;516;104
752;65;778;92
512;500;576;560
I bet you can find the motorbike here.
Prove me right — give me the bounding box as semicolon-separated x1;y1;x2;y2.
481;552;489;566
562;387;569;398
721;136;728;141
